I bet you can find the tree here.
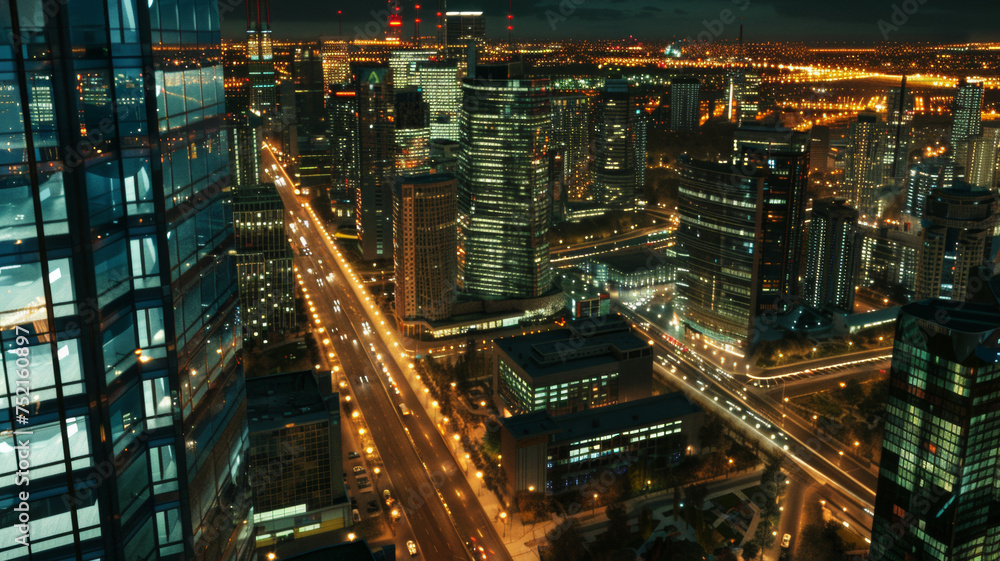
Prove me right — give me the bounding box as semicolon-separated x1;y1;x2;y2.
741;541;760;560
698;414;725;452
638;507;655;540
545;519;592;561
604;500;630;545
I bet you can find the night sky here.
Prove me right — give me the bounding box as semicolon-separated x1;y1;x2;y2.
221;0;1000;43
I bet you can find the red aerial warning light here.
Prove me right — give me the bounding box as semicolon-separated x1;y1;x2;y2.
388;19;402;26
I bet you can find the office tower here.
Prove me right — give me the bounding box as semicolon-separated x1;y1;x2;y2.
884;78;914;183
393;174;458;333
551;93;591;201
845;111;887;221
394;88;431;176
915;183;997;301
389;49;440;89
859;225;921;300
248;371;348;544
444;11;486;52
809;125;831;174
804;198;860;312
675;157;765;349
904;156;954;222
297;135;332;191
233;183;295;341
429;139;460;174
293;44;327;137
869;296;1000;561
0;1;252;560
354;66;396;261
328;84;359;224
592;79;644;207
457;64;553;299
416;60;464;141
725;69;760;126
670;77;700;132
961;126;1000;189
226;115;263;189
223;41;251;117
247;0;277;118
950;78;984;165
733;127;811;314
320;37;351;86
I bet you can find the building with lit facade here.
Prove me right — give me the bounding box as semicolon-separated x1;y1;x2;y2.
392;174;458;334
248;371;349;547
327;84;359;225
388;49;439;89
551;93;591;202
592;80;644;208
429;139;460;174
904;157;954;225
555;269;610;320
443;11;486;54
950;78;984;166
354;66;396;261
845;111;887;221
809;125;831;174
320;37;351;86
416;60;464;142
884;79;913;184
293;44;326;137
859;226;921;301
915;183;997;302
457;63;553;300
234;183;295;342
492;317;653;417
869;296;1000;561
226;114;263;189
670;77;700;132
960;126;999;190
0;1;252;559
394;88;431;176
725;69;760;126
247;0;277;119
499;392;703;494
804;198;860;313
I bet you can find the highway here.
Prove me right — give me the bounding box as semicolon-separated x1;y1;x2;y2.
263;145;512;561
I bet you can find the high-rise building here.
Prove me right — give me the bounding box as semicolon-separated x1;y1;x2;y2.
226;114;264;189
915;183;997;301
393;174;458;333
551;93;591;201
394;88;431;177
950;78;984;165
389;49;440;89
884;79;914;183
354;66;396;261
804;198;860;312
733;127;810;314
327;84;359;225
670;77;700;132
457;63;553;300
859;225;921;300
0;1;252;559
592;80;644;208
725;69;760;126
675;157;765;349
233;183;296;341
809;125;831;174
416;60;464;141
960;126;1000;189
293;44;327;137
845;111;887;221
869;296;1000;561
247;0;277;118
444;11;486;52
429;139;460;174
320;37;351;86
904;156;954;223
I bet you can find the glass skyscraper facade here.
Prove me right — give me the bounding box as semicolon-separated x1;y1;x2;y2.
870;297;1000;561
804;198;860;312
0;0;251;559
457;64;553;300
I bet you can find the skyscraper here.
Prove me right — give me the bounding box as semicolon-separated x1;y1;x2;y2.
725;69;760;126
670;77;700;132
675;158;765;349
869;295;1000;561
233;183;295;342
592;80;644;208
320;37;351;86
845;111;886;221
804;198;860;312
457;63;553;300
444;11;486;53
551;93;591;202
884;78;914;183
950;78;984;166
327;84;359;225
247;0;277;118
733;127;811;313
904;156;954;223
226;114;264;190
389;49;440;89
960;126;1000;189
0;1;252;559
416;60;464;141
354;66;396;261
809;125;831;174
393;174;458;334
395;87;432;176
915;183;997;301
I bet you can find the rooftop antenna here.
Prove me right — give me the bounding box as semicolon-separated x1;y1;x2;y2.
338;10;342;36
415;3;421;45
507;0;513;51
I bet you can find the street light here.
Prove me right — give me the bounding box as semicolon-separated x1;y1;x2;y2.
593;493;598;515
347;533;356;541
476;471;483;497
499;511;507;538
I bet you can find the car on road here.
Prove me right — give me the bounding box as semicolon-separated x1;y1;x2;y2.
352;509;360;522
406;540;417;556
398;403;410;416
366;500;379;513
356;477;370;489
348;451;360;459
353;465;366;475
781;533;791;549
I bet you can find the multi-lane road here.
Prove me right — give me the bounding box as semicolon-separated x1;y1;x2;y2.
263;146;511;561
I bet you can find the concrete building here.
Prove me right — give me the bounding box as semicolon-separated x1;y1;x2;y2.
500;392;704;494
805;198;860;312
670;77;700;132
492;317;652;417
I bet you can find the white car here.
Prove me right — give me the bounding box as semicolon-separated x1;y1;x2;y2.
406;540;417;556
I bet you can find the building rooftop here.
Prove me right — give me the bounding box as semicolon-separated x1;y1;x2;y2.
595;249;668;274
494;316;650;379
500;410;561;441
285;541;394;561
247;370;332;432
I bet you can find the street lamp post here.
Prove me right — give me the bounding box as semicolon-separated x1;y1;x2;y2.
593;493;598;515
476;471;483;497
